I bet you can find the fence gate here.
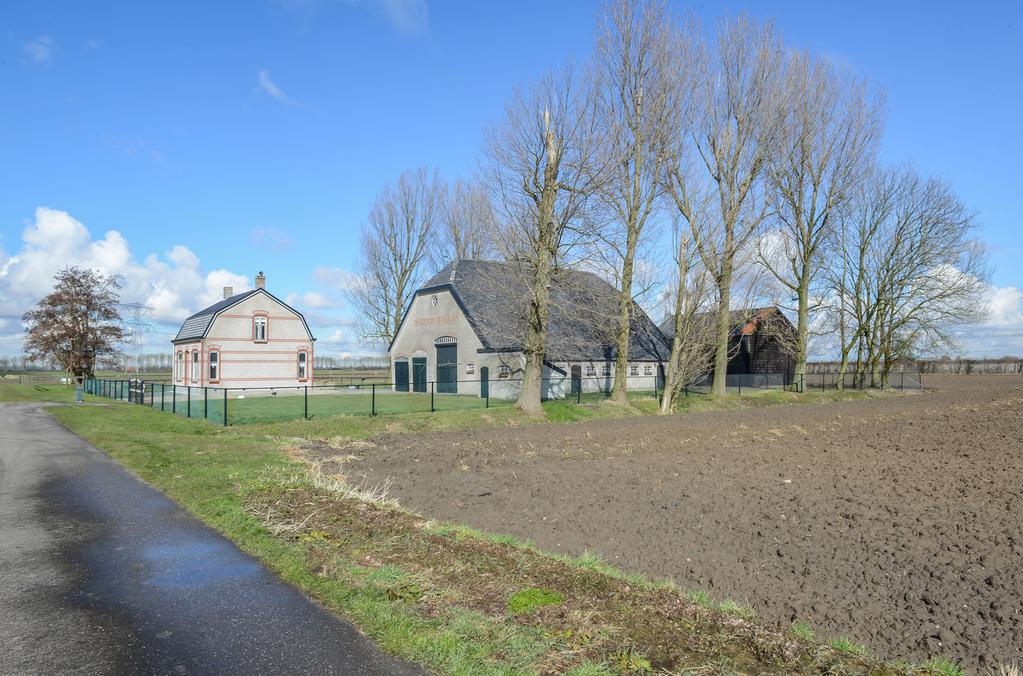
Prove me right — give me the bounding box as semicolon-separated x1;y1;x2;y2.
129;378;145;404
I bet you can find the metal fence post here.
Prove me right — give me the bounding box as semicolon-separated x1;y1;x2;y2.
223;388;228;427
738;380;742;396
431;381;435;412
187;387;191;418
304;386;308;420
161;384;165;411
172;385;176;414
204;387;208;419
371;383;376;416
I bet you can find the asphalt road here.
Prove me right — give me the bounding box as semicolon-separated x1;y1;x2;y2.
0;402;422;675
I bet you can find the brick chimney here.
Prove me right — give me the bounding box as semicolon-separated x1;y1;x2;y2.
255;271;266;290
223;286;233;299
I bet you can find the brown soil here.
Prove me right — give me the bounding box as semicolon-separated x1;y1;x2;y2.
324;376;1023;671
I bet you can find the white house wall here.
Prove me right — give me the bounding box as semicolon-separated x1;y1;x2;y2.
389;289;663;401
173;291;314;390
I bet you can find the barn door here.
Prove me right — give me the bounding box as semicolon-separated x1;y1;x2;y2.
436;344;457;394
480;367;489;399
412;357;427;393
394;360;409;392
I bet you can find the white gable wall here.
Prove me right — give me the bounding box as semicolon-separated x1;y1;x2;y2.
173;290;314;390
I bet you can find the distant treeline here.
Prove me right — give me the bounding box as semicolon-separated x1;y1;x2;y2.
808;358;1023;375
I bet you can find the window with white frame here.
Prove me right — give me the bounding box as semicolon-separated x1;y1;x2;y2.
585;364;596;377
177;351;183;380
601;364;610;376
629;364;639;376
191;351;200;382
643;364;653;376
498;365;511;378
253;315;268;342
208;351;219;382
297;351;307;380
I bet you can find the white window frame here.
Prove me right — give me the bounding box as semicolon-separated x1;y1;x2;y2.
629;364;639;376
297;351;307;381
253;315;268;342
208;351;219;382
191;351;200;382
177;351;183;381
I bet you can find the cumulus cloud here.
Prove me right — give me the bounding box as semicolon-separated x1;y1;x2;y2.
0;208;378;358
23;36;54;63
0;209;250;341
951;284;1023;358
257;70;295;104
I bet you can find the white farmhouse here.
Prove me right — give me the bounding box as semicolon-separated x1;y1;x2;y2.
388;260;669;399
171;272;315;389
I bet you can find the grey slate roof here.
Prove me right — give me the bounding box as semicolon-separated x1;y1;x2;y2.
173;289;315;343
412;259;669;362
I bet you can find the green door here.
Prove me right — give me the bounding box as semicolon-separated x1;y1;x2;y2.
480;366;489;399
412;357;427;393
436;344;457;394
394;360;409;392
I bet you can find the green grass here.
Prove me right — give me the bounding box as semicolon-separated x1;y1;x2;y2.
0;382;84;402
507;588;564;615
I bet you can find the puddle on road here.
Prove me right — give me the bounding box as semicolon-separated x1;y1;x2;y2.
142;540;261;590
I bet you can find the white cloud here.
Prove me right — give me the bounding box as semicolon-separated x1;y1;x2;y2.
313;265;362;291
286;291;336;310
951;284;1023;358
377;0;428;35
23;36;54;63
0;208;375;358
257;70;295;104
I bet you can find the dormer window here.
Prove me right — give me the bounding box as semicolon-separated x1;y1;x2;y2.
253;315;268;342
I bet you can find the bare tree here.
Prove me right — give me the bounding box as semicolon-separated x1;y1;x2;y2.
22;267;125;382
664;14;785;397
592;0;676;403
658;220;716;413
484;67;603;414
429;178;498;269
348;167;442;347
758;51;883;390
826;167;989;386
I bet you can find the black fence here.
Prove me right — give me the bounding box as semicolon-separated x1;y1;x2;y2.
83;372;797;427
795;371;923;392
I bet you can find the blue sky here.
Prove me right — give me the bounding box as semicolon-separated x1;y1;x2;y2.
1;0;1021;357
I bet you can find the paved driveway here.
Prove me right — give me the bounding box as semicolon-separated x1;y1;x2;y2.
0;402;422;675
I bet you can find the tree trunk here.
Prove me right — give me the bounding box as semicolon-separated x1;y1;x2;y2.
794;270;810;391
710;263;733;397
610;229;639;404
516;251;554;415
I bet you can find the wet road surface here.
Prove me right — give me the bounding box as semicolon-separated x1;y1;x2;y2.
0;402;422;675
